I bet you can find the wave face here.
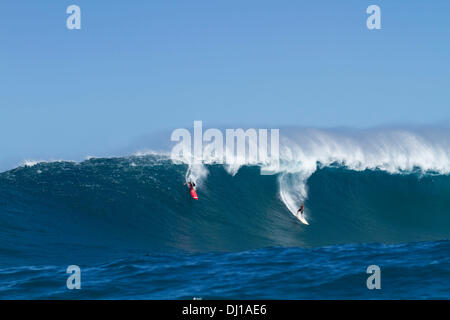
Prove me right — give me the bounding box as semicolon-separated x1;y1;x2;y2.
1;155;449;266
1;127;450;299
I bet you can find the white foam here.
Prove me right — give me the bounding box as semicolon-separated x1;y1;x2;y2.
21;159;75;168
275;128;450;222
133;149;170;157
186;163;209;187
174;127;450;222
22;160;40;167
13;127;450;223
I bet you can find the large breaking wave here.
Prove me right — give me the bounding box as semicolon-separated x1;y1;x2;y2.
172;126;450;224
0;126;449;265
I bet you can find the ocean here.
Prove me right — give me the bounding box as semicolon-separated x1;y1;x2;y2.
0;128;449;299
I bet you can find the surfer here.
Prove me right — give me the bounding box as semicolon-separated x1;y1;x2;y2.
186;181;196;189
297;203;304;217
185;181;198;200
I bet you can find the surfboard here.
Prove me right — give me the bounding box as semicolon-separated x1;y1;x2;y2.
295;212;309;225
279;188;309;225
189;185;198;200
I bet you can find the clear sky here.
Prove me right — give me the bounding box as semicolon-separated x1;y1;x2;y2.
1;1;450;169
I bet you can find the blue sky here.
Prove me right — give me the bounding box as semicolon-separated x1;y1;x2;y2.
1;1;450;169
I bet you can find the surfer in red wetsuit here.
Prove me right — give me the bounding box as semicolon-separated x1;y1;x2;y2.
297;203;304;217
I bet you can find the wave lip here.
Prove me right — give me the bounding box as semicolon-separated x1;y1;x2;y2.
171;127;450;222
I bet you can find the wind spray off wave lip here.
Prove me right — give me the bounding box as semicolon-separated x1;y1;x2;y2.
1;125;449;262
1;125;450;299
169;124;450;224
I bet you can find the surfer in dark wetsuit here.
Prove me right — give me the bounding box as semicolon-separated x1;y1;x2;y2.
297;203;304;217
186;181;196;189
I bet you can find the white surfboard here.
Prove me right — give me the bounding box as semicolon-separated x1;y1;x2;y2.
279;188;309;225
295;211;309;225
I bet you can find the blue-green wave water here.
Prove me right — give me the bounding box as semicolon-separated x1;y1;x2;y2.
0;155;449;299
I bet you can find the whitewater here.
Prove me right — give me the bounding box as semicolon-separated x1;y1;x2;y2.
1;126;449;299
170;126;450;222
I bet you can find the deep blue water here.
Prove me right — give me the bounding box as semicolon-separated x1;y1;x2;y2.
1;241;449;299
0;156;449;299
